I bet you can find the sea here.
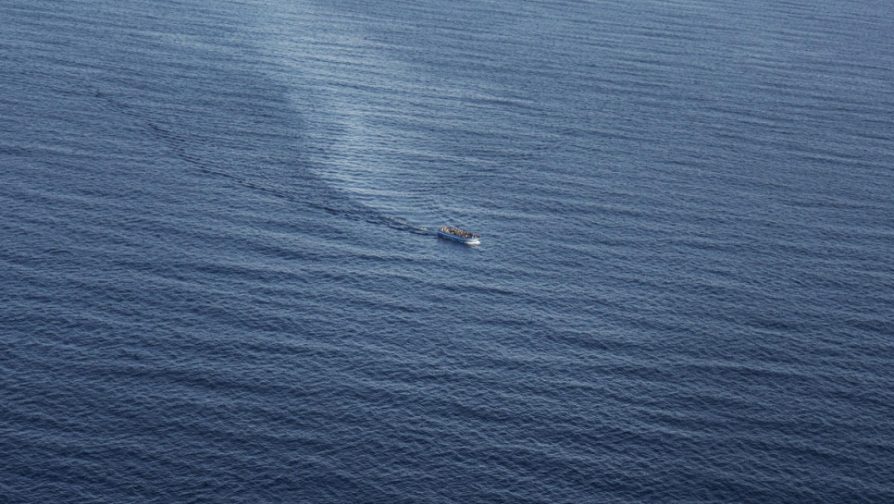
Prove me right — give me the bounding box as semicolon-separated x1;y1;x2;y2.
2;0;893;502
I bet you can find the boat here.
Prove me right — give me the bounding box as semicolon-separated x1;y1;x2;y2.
438;225;480;245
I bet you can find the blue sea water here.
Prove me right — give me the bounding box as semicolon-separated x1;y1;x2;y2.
2;0;893;501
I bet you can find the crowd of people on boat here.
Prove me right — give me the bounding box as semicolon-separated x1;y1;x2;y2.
440;226;477;238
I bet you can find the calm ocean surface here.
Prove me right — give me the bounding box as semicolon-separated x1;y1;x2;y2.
2;0;893;502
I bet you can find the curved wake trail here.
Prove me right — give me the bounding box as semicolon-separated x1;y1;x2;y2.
88;86;433;238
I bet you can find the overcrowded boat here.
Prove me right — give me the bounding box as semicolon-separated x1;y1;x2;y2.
437;225;480;245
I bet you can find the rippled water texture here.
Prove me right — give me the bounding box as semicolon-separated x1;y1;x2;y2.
2;0;893;502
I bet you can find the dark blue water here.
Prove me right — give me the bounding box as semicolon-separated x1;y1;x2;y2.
2;0;893;502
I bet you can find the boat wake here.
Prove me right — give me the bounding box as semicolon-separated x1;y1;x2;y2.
88;85;433;238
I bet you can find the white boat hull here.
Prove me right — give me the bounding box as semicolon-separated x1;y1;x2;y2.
438;230;480;245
